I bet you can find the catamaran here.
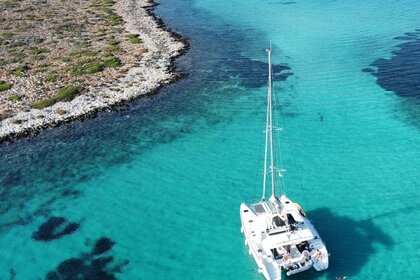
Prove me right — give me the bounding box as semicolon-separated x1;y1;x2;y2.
240;47;329;279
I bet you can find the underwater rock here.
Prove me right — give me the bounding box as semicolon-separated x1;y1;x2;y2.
32;217;80;241
234;59;292;88
9;269;16;280
45;271;60;280
61;189;81;198
45;237;126;280
91;256;114;270
1;170;23;188
92;237;116;255
57;258;87;277
368;30;420;98
52;257;117;279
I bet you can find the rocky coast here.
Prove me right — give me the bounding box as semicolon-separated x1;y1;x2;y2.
0;0;187;142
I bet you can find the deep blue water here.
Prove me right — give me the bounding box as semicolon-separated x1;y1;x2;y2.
1;0;420;279
368;29;420;98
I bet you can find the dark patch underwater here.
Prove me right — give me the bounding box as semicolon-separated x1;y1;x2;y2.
285;208;393;279
367;30;420;98
32;217;80;241
45;236;127;280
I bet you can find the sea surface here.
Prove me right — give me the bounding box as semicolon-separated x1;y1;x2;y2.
1;0;420;279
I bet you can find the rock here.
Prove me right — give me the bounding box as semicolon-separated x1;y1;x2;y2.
32;217;80;241
45;271;60;280
45;236;127;280
57;258;88;278
92;237;116;255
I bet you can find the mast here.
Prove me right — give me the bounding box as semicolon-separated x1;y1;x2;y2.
267;46;276;198
262;46;276;200
262;82;269;201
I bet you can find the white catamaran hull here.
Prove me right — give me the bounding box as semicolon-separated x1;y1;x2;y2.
241;212;281;280
240;196;329;280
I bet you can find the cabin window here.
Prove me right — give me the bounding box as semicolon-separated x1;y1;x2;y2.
272;216;285;227
287;214;297;224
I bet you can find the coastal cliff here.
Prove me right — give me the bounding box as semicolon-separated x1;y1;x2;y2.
0;0;187;142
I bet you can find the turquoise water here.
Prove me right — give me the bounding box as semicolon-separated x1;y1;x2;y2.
1;0;420;279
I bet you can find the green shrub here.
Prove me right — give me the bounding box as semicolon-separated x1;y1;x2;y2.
83;50;96;57
55;85;81;101
69;50;84;58
47;72;59;82
62;56;71;62
103;0;115;5
32;98;56;109
33;64;49;74
2;32;13;40
102;6;113;14
33;54;46;61
104;56;121;68
55;109;67;115
32;86;82;109
105;41;121;55
11;119;22;124
8;95;22;101
10;65;29;77
30;47;47;55
67;59;103;75
127;34;141;44
0;59;7;67
0;113;9;121
109;14;122;25
32;68;42;74
0;81;12;91
10;51;25;62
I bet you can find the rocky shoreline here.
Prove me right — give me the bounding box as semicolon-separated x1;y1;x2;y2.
0;0;188;143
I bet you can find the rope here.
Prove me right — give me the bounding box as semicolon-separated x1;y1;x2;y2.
272;79;286;196
254;109;265;200
274;84;309;206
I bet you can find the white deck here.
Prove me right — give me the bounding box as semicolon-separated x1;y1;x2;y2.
240;195;329;280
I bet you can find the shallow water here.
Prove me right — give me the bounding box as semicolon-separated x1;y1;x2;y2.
1;0;420;279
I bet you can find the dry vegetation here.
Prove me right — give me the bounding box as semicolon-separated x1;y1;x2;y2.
0;0;147;118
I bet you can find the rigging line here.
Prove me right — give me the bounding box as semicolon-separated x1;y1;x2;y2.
262;75;271;201
267;52;282;192
272;86;287;196
269;59;285;196
253;136;262;201
273;82;286;195
274;88;309;206
261;47;271;200
255;102;267;201
269;48;283;197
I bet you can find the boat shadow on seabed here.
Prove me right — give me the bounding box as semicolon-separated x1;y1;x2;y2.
285;208;393;280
